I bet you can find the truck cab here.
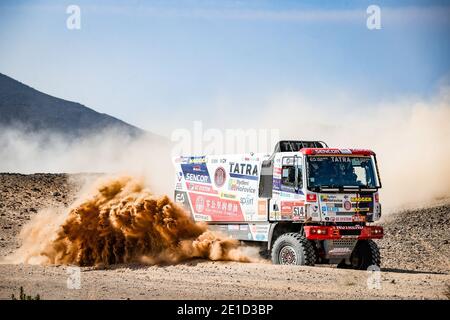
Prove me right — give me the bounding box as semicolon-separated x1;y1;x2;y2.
259;141;383;268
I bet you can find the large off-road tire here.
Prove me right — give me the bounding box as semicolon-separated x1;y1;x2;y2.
271;233;316;266
346;240;381;270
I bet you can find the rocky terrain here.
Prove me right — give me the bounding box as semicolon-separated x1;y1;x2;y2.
379;204;450;274
0;173;449;300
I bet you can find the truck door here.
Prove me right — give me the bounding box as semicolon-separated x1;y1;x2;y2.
270;154;306;221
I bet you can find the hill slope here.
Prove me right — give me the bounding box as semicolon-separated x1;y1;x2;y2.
0;73;144;138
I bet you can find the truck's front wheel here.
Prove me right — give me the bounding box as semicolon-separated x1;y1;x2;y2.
271;233;316;266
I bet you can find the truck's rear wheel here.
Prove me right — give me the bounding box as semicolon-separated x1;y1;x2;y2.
346;240;381;270
271;233;316;266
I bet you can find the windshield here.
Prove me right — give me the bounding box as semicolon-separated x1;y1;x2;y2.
306;156;378;190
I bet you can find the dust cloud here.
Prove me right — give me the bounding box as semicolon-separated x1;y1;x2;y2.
0;128;174;196
4;176;258;266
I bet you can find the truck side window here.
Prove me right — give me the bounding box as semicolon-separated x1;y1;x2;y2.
282;165;303;190
282;166;295;187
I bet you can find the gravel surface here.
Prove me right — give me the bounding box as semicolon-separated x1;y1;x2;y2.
0;173;449;300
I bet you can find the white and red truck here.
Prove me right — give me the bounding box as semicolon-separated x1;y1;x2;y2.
173;140;383;269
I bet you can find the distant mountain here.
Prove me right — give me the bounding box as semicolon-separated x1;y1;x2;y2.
0;73;146;139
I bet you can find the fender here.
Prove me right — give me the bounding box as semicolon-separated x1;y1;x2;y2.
267;222;278;250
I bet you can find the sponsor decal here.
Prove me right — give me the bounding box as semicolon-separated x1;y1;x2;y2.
181;162;211;184
322;206;339;212
194;213;210;221
344;201;352;211
334;216;353;222
336;225;364;230
354;207;370;212
195;195;205;212
330;156;351;162
214;167;227;187
175;182;182;190
281;201;305;214
255;224;269;232
273;178;304;195
255;234;266;241
352;214;366;222
175;192;185;203
274;167;282;175
269;211;276;220
328;247;352;256
239;224;248;231
243;156;260;162
293;206;305;218
258;200;267;216
351;197;372;202
273;178;281;191
229;162;258;180
228;179;256;193
240;195;254;206
174;191;191;213
228;225;239;231
174;156;189;164
188;193;244;221
186;182;217;194
283;186;303;195
220;192;236;200
313;149;341;154
188;156;207;164
320;194;341;203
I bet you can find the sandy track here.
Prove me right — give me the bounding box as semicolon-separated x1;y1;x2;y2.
0;261;449;300
0;173;449;300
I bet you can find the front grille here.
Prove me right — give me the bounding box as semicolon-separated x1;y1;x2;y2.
332;239;358;247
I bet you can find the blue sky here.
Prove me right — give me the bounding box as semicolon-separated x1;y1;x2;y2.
0;0;449;135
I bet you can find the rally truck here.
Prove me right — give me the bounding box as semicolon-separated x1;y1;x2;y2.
173;140;383;269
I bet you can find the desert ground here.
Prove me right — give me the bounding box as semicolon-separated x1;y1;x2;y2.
0;173;449;300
